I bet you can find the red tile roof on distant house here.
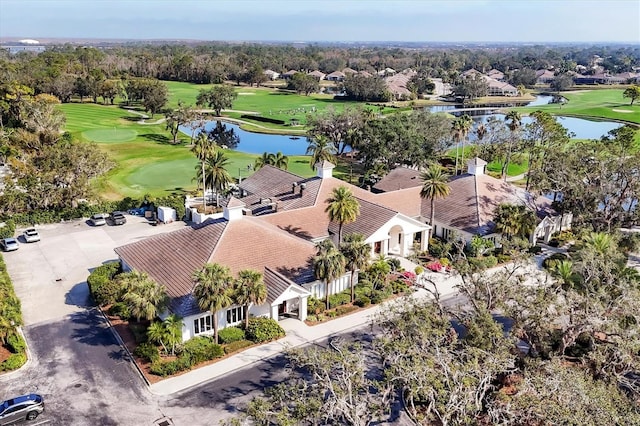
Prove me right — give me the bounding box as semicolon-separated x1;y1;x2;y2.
372;167;422;192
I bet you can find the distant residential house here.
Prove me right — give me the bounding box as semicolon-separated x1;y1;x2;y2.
484;76;518;96
326;70;346;81
263;69;280;80
358;70;373;78
536;69;556;84
486;69;505;81
616;72;640;83
307;70;326;81
377;67;396;77
282;70;298;79
342;67;358;75
384;73;413;100
462;68;482;78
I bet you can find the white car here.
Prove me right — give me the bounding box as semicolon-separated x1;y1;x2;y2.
89;213;108;226
23;228;40;243
0;238;19;252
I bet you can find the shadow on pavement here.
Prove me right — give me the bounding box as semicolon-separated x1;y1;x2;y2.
64;281;93;308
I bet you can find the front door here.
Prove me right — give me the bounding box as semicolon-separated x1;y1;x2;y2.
278;302;286;316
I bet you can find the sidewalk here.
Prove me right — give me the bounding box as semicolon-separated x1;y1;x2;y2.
149;276;460;396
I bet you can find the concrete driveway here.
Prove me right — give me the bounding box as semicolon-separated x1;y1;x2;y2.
0;216;187;425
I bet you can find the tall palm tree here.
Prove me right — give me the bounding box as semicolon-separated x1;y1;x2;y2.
234;269;267;328
325;186;360;244
340;233;371;303
201;150;233;207
458;114;474;173
191;131;216;204
119;271;169;322
313;240;346;310
192;263;233;344
164;314;183;355
494;204;535;241
420;164;451;238
504;110;522;181
254;151;275;170
306;135;337;170
272;151;289;170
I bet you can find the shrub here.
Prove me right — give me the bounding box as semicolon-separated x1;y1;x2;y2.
370;291;384;305
468;255;498;270
542;253;569;269
528;245;543;254
391;280;409;294
218;326;245;344
108;302;131;320
87;262;122;306
328;292;351;309
307;297;325;315
426;260;443;272
496;254;512;264
414;265;424;275
0;219;16;239
128;323;148;344
354;296;371;307
428;238;449;258
224;339;254;354
133;342;160;363
0;353;27;371
183;336;223;364
6;333;26;353
245;317;285;343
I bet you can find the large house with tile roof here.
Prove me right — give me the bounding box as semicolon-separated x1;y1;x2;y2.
114;161;430;342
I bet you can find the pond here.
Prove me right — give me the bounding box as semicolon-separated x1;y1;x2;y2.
180;121;310;155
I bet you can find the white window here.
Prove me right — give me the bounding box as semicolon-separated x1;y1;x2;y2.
226;306;245;325
443;228;452;241
193;314;213;335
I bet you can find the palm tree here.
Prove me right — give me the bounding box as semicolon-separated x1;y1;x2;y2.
340;233;371;303
119;272;169;322
583;232;614;255
192;263;233;344
202;150;233;207
504;110;522;181
254;151;275;170
474;123;487;143
147;321;170;354
325;186;360;244
234;269;267;328
458;114;474;173
272;151;289;170
313;240;346;310
551;260;578;289
191;131;216;204
494;204;535;241
420;164;451;238
306;135;337;170
164;314;183;355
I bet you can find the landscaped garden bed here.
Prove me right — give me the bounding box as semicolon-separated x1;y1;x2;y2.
0;255;27;373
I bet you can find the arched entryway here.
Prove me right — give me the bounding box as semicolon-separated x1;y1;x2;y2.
388;225;405;256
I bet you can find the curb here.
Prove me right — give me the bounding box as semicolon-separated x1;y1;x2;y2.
97;307;150;388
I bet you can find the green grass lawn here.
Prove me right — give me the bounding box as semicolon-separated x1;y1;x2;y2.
516;88;640;125
61;102;315;199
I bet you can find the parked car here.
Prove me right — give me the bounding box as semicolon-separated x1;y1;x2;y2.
0;238;18;252
0;393;45;424
110;211;127;225
22;228;40;243
89;213;108;226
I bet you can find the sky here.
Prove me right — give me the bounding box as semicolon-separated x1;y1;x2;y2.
0;0;639;43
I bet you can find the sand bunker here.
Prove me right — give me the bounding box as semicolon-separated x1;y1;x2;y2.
612;109;633;113
238;92;255;95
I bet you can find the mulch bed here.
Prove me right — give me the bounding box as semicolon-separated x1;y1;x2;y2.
0;344;12;364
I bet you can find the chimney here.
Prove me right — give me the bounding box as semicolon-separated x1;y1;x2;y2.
467;157;487;176
292;182;298;194
300;183;306;196
315;160;335;179
224;197;246;222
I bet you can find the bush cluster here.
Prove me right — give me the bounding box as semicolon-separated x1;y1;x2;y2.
218;326;245;344
0;219;16;239
328;292;351;309
0;333;27;372
354;296;371;307
0;353;27;372
0;254;26;372
245;317;285;343
134;342;160;363
542;253;569;269
107;302;131;320
307;297;325;315
149;336;224;377
86;262;122;306
468;255;498;270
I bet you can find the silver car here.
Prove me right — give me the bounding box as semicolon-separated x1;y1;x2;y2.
23;228;40;243
0;394;45;425
0;238;18;252
89;213;108;226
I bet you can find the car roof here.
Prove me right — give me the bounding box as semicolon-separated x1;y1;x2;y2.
4;394;42;406
25;228;37;232
4;238;17;243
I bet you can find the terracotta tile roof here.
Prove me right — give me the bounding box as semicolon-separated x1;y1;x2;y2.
374;186;423;218
328;197;396;240
211;216;317;285
420;173;553;235
227;196;245;208
372;167;422;193
114;219;228;317
263;266;310;304
240;165;304;196
342;67;357;74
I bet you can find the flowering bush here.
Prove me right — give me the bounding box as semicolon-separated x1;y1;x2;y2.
426;261;443;272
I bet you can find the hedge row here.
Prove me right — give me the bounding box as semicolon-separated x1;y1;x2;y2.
240;114;286;125
87;262;122;306
2;194;186;227
0;257;27;372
